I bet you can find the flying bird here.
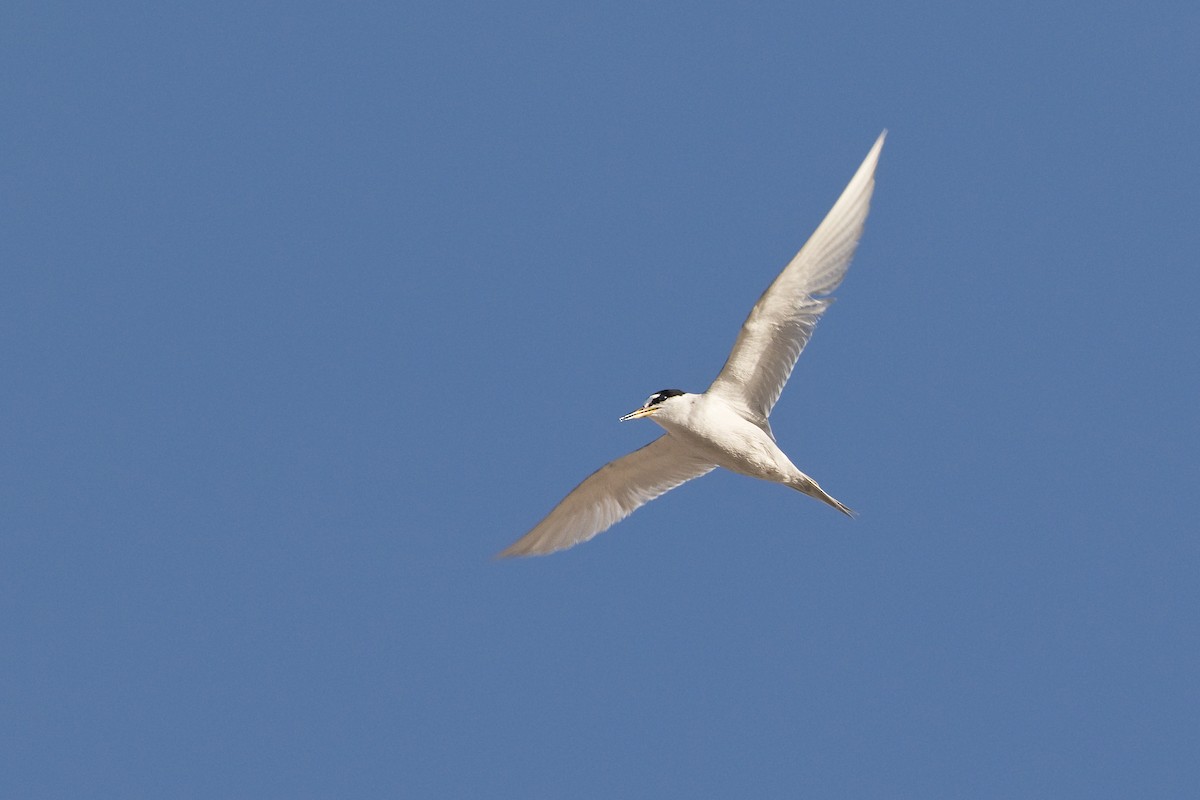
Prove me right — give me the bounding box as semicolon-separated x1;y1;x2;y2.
500;132;885;557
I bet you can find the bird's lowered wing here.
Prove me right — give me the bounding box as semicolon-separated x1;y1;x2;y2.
707;132;885;422
499;435;715;557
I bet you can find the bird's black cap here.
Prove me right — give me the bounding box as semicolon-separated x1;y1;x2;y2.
646;389;685;407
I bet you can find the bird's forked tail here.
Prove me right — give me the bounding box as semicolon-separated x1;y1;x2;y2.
789;474;855;517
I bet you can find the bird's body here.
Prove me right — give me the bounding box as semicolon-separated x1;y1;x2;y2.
650;393;792;487
500;133;885;557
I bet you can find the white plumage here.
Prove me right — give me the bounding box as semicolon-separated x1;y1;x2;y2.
500;133;885;558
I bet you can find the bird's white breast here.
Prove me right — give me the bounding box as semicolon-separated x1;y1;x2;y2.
653;395;798;483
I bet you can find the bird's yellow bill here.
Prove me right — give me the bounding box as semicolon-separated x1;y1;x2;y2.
619;406;658;422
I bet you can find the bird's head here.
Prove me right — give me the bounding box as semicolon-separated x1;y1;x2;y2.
619;389;689;423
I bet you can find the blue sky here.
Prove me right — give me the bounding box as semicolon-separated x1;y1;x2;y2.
3;1;1197;797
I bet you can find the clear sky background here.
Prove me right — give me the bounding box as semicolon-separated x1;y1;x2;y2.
3;2;1198;797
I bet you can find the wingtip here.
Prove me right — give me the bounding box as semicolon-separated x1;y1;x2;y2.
862;130;887;169
494;538;568;559
494;543;535;560
830;131;885;203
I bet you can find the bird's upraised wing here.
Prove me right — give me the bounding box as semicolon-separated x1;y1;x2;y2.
707;132;885;422
499;436;715;557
